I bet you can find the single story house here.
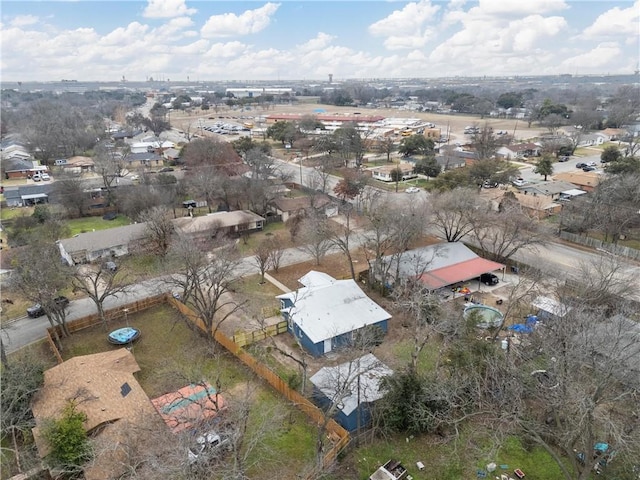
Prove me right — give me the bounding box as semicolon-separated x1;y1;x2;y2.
276;271;392;356
2;158;45;179
3;184;54;207
111;129;143;140
497;143;541;159
514;192;562;219
55;156;95;174
31;349;161;480
162;147;182;163
58;222;148;265
371;163;417;182
532;296;572;320
374;242;505;291
129;140;175;154
270;195;334;223
151;382;226;434
172;210;264;241
553;171;601;192
558;189;587;201
310;353;393;432
434;151;468;170
124;151;163;167
518;181;582;201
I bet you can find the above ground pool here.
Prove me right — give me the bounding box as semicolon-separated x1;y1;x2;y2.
463;304;504;329
108;327;141;345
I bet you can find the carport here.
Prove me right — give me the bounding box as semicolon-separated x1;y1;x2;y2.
377;242;505;290
415;255;505;290
21;193;49;205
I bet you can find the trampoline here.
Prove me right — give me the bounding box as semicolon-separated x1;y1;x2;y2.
108;327;141;345
463;304;504;329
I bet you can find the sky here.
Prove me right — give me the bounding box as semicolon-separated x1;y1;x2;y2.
1;0;639;82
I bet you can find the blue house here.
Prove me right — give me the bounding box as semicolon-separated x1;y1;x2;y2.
276;271;391;357
310;353;393;432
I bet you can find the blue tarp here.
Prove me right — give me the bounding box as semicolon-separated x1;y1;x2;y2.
508;324;533;333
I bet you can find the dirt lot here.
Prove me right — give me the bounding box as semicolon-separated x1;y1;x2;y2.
170;101;546;144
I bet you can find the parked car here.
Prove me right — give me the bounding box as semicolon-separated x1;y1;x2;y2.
158;167;175;173
582;165;596;172
511;178;527;187
483;181;499;188
479;273;499;286
576;162;586;169
32;173;42;182
586;161;597;167
104;261;117;272
405;187;421;194
558;156;570;162
27;296;70;318
40;172;51;181
188;431;231;464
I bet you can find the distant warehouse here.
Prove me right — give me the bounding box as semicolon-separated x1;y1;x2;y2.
225;87;293;98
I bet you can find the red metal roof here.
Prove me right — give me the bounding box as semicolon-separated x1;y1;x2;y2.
416;257;505;290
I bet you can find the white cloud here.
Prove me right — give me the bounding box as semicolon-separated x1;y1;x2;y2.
477;0;567;15
369;0;440;49
99;22;150;47
143;0;196;19
582;1;640;38
297;32;335;53
10;15;39;27
561;42;622;70
201;3;280;38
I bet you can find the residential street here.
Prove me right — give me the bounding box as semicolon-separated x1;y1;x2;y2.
5;215;639;355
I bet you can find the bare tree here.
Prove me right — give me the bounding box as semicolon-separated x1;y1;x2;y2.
517;305;640;480
139;206;175;257
266;238;285;273
297;211;333;266
469;203;549;262
71;264;130;328
166;237;246;342
430;188;481;242
253;239;272;284
10;242;73;347
93;141;122;206
329;203;358;280
51;174;92;218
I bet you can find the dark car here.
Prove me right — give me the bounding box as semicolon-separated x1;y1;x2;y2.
27;296;70;318
582;165;596;172
479;273;499;286
558;156;570;162
158;167;175;173
576;162;586;169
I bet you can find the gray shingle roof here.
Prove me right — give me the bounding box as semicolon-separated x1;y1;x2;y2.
59;223;148;253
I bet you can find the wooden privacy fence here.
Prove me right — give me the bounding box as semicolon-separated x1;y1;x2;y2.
168;296;351;471
45;293;350;472
232;320;288;347
45;294;168;363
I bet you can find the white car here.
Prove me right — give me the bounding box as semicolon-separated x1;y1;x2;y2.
512;178;527;187
406;187;421;194
586;161;597;167
41;172;51;181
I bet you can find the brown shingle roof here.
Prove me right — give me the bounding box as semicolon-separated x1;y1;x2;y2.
272;195;331;213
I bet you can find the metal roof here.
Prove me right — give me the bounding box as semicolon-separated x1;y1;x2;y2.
309;353;393;416
277;275;391;344
380;242;505;290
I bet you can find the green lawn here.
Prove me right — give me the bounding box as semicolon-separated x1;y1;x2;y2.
65;214;131;235
354;430;563;480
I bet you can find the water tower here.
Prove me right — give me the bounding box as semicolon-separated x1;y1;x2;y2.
328;73;333;84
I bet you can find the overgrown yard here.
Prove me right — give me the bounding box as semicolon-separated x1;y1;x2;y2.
58;304;318;478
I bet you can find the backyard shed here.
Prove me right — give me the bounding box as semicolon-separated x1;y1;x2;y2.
310;353;393;432
532;296;572;320
277;271;391;356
